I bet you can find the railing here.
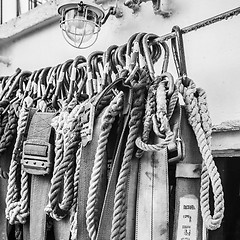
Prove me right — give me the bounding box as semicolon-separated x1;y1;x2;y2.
0;0;49;24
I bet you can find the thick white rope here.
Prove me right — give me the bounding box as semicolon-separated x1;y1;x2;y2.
177;77;224;230
86;92;124;240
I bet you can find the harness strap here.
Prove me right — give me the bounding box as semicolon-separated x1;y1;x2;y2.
77;108;106;240
124;154;139;240
23;111;55;240
136;144;169;240
173;107;203;240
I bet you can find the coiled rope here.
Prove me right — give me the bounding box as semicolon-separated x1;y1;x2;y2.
135;74;174;152
177;77;224;230
86;91;124;240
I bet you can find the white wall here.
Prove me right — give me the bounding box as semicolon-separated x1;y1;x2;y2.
0;0;240;125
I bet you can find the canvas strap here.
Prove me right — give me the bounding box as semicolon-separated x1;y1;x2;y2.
173;107;203;240
136;144;169;240
22;111;55;240
77;108;106;240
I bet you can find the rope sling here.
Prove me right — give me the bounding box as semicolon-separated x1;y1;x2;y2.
2;5;240;236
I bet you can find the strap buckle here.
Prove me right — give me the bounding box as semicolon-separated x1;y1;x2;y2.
168;138;185;163
22;139;54;175
80;102;95;147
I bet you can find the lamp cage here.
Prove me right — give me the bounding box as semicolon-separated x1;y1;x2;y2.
58;1;105;49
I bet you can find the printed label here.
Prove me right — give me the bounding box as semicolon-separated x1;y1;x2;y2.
176;196;198;240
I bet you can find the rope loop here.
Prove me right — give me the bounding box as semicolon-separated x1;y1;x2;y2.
177;77;224;230
86;91;124;240
110;69;147;240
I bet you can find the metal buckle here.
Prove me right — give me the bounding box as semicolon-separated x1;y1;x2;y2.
80;102;95;147
168;138;185;163
21;139;54;175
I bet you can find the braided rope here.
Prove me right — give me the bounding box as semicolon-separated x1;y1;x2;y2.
156;81;173;137
70;146;82;240
58;105;83;214
72;146;82;212
58;120;81;217
110;73;147;240
177;77;224;230
0;100;10;137
6;106;30;224
135;79;174;152
167;86;179;120
135;84;155;158
45;110;68;216
46;104;82;220
0;104;18;157
86;92;124;240
0;103;18;179
70;209;78;240
0;110;8;137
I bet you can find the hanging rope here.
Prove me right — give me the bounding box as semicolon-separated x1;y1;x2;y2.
177;77;224;230
110;70;148;240
70;145;82;240
5;104;30;224
45;101;82;220
0;104;18;158
86;91;124;240
135;75;174;152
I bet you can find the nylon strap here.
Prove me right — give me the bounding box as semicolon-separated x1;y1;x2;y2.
77;108;106;240
23;111;55;240
136;145;169;240
173;107;203;240
96;87;132;240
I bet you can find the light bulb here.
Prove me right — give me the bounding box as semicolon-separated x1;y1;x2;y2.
65;18;95;44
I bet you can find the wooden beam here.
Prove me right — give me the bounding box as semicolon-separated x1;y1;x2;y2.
212;120;240;157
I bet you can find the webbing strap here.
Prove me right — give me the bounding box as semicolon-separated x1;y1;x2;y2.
125;155;139;239
173;108;203;240
29;174;52;240
22;112;54;175
136;147;169;240
77;109;106;240
23;111;55;240
27;112;53;141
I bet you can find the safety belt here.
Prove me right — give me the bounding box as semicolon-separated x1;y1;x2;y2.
21;111;55;240
77;104;107;240
173;107;203;240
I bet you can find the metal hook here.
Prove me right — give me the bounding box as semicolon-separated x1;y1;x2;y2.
52;59;73;110
126;32;139;70
171;26;188;82
67;55;87;103
87;51;103;97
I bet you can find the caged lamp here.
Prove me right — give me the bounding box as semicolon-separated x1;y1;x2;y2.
58;1;117;49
